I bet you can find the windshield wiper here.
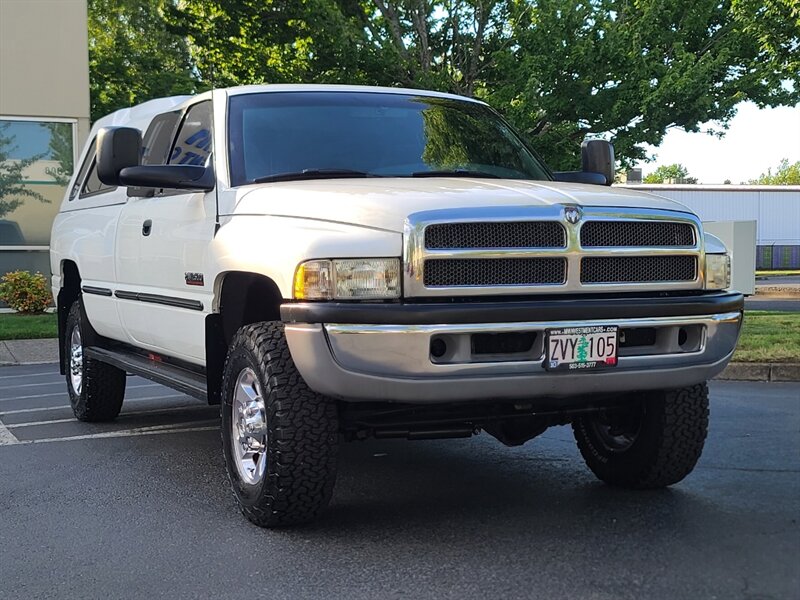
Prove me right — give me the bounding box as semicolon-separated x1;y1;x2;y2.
410;169;500;179
252;169;379;184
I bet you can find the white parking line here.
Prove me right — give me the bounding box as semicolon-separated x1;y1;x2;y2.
1;376;149;390
0;383;162;403
0;372;62;381
1;381;68;390
0;394;190;416
0;420;18;445
7;404;218;428
25;421;218;445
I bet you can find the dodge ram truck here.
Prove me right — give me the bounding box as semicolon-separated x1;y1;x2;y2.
50;85;742;527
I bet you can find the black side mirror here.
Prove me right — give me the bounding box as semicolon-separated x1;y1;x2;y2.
96;127;142;186
119;164;215;192
581;139;614;186
553;139;616;186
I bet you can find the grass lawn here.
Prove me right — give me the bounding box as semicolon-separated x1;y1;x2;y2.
0;312;58;340
0;309;797;364
734;310;800;363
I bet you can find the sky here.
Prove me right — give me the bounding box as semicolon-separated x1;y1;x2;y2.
636;102;800;184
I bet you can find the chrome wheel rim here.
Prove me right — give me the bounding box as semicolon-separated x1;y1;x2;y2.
69;325;83;395
231;368;268;486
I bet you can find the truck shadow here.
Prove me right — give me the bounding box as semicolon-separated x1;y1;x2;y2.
298;432;719;540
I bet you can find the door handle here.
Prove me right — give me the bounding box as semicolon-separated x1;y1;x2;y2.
142;220;152;236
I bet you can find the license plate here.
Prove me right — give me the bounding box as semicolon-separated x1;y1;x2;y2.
545;325;618;371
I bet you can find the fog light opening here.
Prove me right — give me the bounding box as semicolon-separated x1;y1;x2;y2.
430;338;447;359
677;325;703;353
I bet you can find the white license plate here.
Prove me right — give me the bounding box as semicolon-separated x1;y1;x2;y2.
545;325;619;371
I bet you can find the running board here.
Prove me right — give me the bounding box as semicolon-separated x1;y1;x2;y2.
85;347;207;402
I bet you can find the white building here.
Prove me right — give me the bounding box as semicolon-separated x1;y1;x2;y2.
624;185;800;269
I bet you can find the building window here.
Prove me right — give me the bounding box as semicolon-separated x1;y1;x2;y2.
0;117;76;277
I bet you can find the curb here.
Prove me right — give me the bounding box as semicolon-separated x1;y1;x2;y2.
715;362;800;382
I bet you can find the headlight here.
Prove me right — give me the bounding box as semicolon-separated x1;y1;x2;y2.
294;258;401;300
705;253;730;290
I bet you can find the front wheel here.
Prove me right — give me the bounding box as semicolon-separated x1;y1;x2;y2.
572;383;709;489
64;299;126;422
220;321;339;527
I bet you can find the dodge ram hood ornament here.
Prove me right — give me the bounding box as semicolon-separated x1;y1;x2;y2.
564;206;582;224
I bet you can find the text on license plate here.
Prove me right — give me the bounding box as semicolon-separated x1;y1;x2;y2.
546;325;618;371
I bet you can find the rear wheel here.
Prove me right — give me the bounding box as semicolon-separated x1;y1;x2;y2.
64;300;126;422
572;383;709;488
221;321;339;527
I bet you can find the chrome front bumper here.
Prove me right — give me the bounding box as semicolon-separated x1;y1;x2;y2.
284;310;743;403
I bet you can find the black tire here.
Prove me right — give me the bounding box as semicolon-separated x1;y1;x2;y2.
64;300;126;422
220;321;339;527
572;383;709;489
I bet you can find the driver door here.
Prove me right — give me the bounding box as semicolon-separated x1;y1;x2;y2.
115;101;216;364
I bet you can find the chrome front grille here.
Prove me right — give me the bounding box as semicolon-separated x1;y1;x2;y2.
581;256;697;284
424;258;567;287
404;205;704;298
581;221;694;247
425;222;565;249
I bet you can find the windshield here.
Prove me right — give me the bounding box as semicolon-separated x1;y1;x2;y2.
227;91;551;186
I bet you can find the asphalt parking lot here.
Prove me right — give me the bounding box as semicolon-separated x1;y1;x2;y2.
1;364;798;600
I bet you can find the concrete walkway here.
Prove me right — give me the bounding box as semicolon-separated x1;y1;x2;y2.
0;339;59;365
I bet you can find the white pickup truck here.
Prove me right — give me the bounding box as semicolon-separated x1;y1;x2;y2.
50;85;743;527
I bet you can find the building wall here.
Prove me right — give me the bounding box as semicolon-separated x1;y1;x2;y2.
0;0;90;281
0;0;91;142
625;185;800;269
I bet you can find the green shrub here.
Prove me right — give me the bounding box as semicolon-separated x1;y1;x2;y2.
0;270;52;314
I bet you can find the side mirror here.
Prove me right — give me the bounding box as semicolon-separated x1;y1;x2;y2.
96;127;142;186
553;139;616;186
581;139;615;186
119;165;215;192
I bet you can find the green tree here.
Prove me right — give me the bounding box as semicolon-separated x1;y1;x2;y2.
88;0;199;121
749;159;800;185
133;1;800;169
492;0;800;169
643;164;698;184
0;124;46;220
43;123;74;186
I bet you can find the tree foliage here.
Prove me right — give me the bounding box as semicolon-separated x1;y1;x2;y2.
0;124;46;220
43;123;75;187
88;0;198;121
643;164;697;184
749;159;800;185
91;0;800;170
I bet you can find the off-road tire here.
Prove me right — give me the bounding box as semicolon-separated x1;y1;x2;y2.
572;383;709;489
221;321;339;528
64;300;126;422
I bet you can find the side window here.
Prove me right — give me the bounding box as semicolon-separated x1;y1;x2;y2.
69;144;95;200
81;159;116;197
169;101;213;166
69;137;116;200
142;111;182;165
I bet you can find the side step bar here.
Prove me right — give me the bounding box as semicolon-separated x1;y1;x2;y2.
85;347;207;402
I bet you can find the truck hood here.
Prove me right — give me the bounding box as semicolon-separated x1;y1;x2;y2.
234;178;690;233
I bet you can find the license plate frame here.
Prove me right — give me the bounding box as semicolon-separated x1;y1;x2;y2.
544;325;619;372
